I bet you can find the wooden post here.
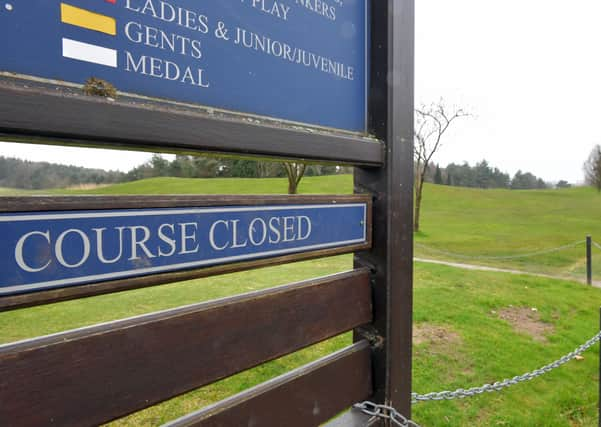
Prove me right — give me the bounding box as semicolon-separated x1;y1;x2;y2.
0;2;410;425
354;0;414;422
587;236;593;286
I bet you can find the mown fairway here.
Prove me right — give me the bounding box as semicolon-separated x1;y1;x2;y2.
0;187;39;196
416;184;601;280
2;177;601;425
64;175;354;196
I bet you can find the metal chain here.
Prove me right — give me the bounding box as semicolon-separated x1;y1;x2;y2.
354;401;421;427
412;330;601;403
355;331;601;424
415;240;585;261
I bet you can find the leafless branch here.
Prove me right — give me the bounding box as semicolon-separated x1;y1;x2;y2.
413;100;470;231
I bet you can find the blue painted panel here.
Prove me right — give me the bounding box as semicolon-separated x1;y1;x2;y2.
0;203;367;295
0;0;368;131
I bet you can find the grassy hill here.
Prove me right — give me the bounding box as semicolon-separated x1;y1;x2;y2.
0;187;39;196
64;175;354;195
2;177;601;425
416;184;601;280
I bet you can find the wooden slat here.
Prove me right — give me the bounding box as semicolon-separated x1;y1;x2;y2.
0;195;372;311
0;77;384;166
0;194;371;213
164;341;372;427
0;269;371;427
352;0;415;417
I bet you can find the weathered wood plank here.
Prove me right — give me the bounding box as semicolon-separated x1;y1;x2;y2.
0;194;371;213
164;341;372;427
0;77;384;166
0;269;371;427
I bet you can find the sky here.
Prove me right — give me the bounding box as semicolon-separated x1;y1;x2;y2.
415;0;601;183
2;0;601;183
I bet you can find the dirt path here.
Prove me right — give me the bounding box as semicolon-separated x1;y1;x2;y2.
414;257;601;288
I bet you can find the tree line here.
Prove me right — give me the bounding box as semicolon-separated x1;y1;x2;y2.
0;154;562;192
0;155;350;190
125;154;348;181
425;160;562;190
0;156;125;190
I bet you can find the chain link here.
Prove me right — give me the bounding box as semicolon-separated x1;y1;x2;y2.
412;330;601;403
354;402;421;427
415;240;585;261
355;331;601;424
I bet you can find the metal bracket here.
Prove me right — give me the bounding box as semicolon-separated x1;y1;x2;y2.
354;256;378;275
356;326;385;350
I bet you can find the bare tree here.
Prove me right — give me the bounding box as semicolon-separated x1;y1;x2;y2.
414;101;469;232
584;145;601;192
283;162;307;194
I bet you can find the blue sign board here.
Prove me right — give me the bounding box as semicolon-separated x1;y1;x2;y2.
0;0;368;132
0;203;367;296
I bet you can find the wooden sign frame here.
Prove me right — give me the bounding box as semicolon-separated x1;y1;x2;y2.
0;0;414;425
0;76;382;166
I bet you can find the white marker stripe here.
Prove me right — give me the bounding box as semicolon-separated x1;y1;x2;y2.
62;38;117;68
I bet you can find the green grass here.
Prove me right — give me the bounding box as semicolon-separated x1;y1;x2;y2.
0;175;352;197
61;175;354;195
0;187;43;196
3;176;601;425
412;262;600;426
416;184;601;280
